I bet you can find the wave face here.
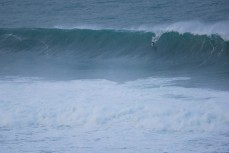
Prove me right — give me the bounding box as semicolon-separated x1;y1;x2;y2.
0;28;229;78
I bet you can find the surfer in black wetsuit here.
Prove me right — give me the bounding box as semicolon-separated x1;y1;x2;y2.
151;41;157;50
151;41;155;47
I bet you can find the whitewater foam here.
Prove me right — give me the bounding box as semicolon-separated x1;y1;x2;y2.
0;77;228;132
0;76;229;153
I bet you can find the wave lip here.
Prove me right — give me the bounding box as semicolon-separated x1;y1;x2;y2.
55;21;229;41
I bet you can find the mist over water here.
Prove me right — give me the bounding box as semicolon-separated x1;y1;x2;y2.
0;0;229;153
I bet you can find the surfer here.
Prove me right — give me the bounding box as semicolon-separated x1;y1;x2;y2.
151;41;157;50
151;41;155;47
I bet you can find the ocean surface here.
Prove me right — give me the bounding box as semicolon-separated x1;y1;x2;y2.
0;0;229;153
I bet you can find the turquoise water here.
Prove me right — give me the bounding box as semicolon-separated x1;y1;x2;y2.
0;0;229;153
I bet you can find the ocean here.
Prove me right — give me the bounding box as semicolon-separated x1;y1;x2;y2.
0;0;229;153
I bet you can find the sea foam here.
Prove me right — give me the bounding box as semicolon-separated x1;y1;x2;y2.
0;77;228;133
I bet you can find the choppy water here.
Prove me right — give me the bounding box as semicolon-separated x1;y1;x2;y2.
0;0;229;153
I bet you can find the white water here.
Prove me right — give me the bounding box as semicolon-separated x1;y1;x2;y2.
0;76;229;153
133;21;229;40
55;20;229;40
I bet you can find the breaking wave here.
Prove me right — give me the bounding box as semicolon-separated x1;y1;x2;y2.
0;26;228;78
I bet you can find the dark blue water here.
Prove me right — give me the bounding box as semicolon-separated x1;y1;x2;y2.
0;1;229;153
1;0;229;28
